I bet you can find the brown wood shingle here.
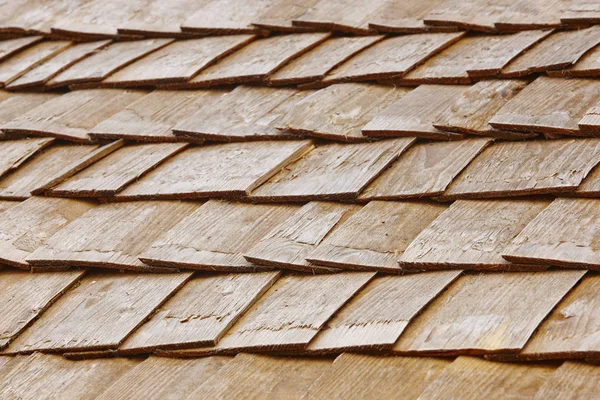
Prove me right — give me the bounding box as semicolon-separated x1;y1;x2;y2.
181;0;274;34
368;0;453;33
0;92;58;125
0;138;54;178
0;41;71;87
533;361;600;399
0;36;42;61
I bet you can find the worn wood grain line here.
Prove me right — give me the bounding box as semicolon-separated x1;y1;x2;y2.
0;36;42;62
422;0;514;31
533;361;600;399
0;41;71;87
562;0;600;24
0;200;16;214
0;92;58;125
0;138;54;178
368;0;457;33
251;0;321;32
181;0;274;33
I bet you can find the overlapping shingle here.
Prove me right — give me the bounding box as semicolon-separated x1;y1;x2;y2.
252;0;321;32
0;138;53;178
0;41;71;87
533;361;600;399
0;36;42;61
0;92;58;125
181;0;274;34
368;0;454;33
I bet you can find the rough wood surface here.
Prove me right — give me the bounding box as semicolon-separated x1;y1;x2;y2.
368;0;452;33
550;45;600;78
244;202;360;273
121;272;280;353
362;85;468;140
0;92;58;125
0;196;95;268
305;354;451;399
181;0;274;33
96;356;231;400
0;138;54;178
276;84;411;141
307;271;461;352
533;361;600;399
46;39;173;88
115;140;312;200
186;33;329;87
6;272;192;353
489;77;600;136
0;269;84;349
307;201;447;272
251;0;321;32
562;0;600;24
47;143;186;197
393;271;585;355
251;139;414;201
444;139;600;198
422;0;513;31
360;139;491;200
268;36;382;85
102;36;255;86
493;0;568;30
2;89;146;143
26;201;201;272
417;356;554;400
140;201;299;271
576;163;600;196
0;36;42;61
189;354;331;399
0;41;71;87
0;200;16;214
322;33;464;83
399;199;551;270
579;101;600;134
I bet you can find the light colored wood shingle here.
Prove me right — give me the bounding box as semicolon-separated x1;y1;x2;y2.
0;138;54;178
0;36;42;61
0;41;71;87
533;361;600;400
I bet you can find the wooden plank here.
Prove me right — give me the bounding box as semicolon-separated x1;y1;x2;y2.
26;201;202;272
6;271;192;354
359;139;491;200
562;0;600;24
0;353;138;400
89;90;225;143
0;36;42;62
399;199;551;271
577;163;600;196
0;269;84;349
120;272;280;353
139;201;299;271
46;143;186;197
433;79;535;139
0;197;95;268
416;356;554;400
489;77;600;136
493;0;569;30
502;27;600;77
304;354;451;399
321;33;464;84
275;84;410;142
181;0;274;34
2;89;146;143
362;85;468;140
443;139;600;198
115;140;312;200
252;0;321;32
244;201;360;273
306;271;461;352
580;101;600;134
189;354;330;399
46;39;173;88
6;40;111;90
393;271;585;355
250;139;414;201
0;138;54;178
368;0;454;33
101;36;255;86
267;36;383;85
422;0;514;31
533;361;600;399
185;33;329;88
503;199;600;269
96;357;231;400
307;201;447;272
558;45;600;78
0;92;58;125
0;41;71;87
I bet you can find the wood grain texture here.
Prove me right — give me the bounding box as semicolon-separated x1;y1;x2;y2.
502;26;600;77
189;354;330;399
493;0;569;30
89;90;225;142
422;0;513;31
417;356;554;400
251;0;321;32
0;41;71;87
307;201;447;272
121;272;279;352
368;0;453;33
0;36;42;61
244;202;360;273
0;196;95;268
489;77;600;136
533;361;600;399
268;36;383;85
322;33;464;83
47;143;186;197
0;92;58;125
96;356;230;400
433;79;534;139
181;0;274;33
26;201;201;272
562;0;600;24
360;139;491;200
6;40;111;90
0;353;138;400
6;272;192;354
140;201;299;271
46;39;173;88
306;271;461;352
2;89;146;143
251;139;414;201
444;139;600;198
115;140;312;200
0;269;84;349
186;33;329;87
362;85;468;140
102;36;255;86
0;200;16;214
576;163;600;196
579;101;600;134
303;354;451;400
550;45;600;78
276;84;411;141
393;271;585;355
399;199;551;270
0;138;54;178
